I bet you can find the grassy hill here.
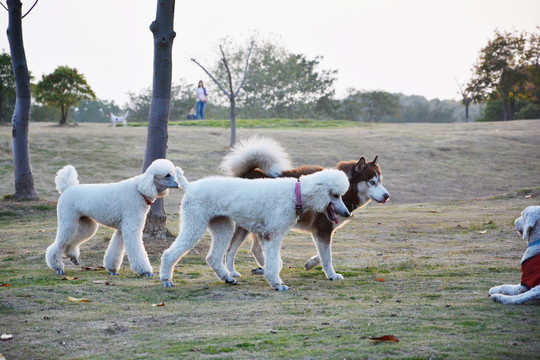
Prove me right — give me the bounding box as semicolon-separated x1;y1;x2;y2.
0;121;539;359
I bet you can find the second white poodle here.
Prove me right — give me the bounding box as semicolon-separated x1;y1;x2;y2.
160;166;351;291
46;159;180;277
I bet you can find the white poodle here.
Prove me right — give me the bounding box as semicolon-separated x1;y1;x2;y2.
46;159;179;277
160;167;351;291
490;206;540;304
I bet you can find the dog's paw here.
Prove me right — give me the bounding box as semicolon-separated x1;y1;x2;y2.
55;269;65;275
161;280;174;287
224;276;238;285
327;273;344;281
274;284;289;291
251;267;264;275
70;257;79;265
108;270;119;276
230;271;242;278
489;286;501;295
140;271;154;277
304;256;320;271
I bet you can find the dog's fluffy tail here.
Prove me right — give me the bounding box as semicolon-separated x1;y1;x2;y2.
55;165;79;194
220;136;292;177
175;167;190;190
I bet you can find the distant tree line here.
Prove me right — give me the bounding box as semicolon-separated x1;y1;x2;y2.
1;28;538;124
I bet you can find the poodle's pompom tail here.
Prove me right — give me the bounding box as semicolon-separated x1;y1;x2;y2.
175;167;190;190
55;165;79;194
220;136;292;177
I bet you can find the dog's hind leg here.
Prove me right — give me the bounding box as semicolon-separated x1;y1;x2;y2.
207;217;237;284
46;215;79;275
64;217;99;266
160;217;208;287
225;227;250;277
103;230;125;275
250;234;266;275
259;233;288;291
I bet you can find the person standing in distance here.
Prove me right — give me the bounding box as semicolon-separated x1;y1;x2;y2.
195;80;208;120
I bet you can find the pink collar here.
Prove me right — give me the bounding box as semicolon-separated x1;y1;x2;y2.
295;179;302;216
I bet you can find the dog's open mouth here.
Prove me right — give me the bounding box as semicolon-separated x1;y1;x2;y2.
326;204;340;224
370;196;388;204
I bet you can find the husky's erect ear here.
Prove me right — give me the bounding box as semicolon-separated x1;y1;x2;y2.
354;157;367;173
137;172;158;199
372;155;379;165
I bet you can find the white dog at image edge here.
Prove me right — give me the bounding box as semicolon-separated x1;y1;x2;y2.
160;167;351;291
489;206;540;304
46;159;179;277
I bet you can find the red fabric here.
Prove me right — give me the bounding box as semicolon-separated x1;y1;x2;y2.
521;254;540;290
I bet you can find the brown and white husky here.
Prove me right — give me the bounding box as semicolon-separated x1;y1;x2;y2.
220;137;390;281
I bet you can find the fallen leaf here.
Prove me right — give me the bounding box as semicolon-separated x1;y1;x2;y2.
428;210;441;213
369;335;399;343
61;276;78;281
525;194;535;199
67;296;89;302
81;266;105;271
152;302;165;307
92;280;111;285
478;230;487;234
1;283;10;287
1;334;13;341
374;278;386;282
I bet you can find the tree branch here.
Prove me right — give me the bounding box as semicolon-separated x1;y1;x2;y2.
220;45;234;100
191;57;230;98
234;40;254;97
22;0;38;18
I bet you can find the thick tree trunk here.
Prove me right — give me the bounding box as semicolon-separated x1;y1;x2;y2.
142;0;176;240
60;104;68;125
7;0;38;201
464;102;470;122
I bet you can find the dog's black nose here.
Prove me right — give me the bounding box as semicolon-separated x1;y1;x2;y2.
384;193;390;201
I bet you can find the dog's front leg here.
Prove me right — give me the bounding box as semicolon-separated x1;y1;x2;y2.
311;230;343;281
121;223;154;277
491;285;539;304
489;284;527;296
260;233;288;291
103;230;126;275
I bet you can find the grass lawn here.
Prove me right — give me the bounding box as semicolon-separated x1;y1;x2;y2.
0;120;539;359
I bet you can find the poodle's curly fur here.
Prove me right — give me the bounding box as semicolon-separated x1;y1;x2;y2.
46;159;179;277
160;166;351;291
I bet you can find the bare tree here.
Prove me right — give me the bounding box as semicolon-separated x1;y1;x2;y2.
142;0;176;239
456;78;472;123
191;40;254;146
5;0;39;200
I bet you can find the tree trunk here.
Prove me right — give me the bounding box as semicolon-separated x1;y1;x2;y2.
60;104;67;125
230;97;236;146
142;0;176;240
502;98;512;121
465;101;470;123
6;0;38;201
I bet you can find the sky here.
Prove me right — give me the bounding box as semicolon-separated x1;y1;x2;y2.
1;0;539;107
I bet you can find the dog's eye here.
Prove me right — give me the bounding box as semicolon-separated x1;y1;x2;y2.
332;194;339;199
369;180;376;186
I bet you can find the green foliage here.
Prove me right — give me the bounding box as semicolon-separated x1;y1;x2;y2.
467;29;539;120
341;89;399;122
126;78;197;122
0;51;16;123
34;65;96;124
209;35;338;119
